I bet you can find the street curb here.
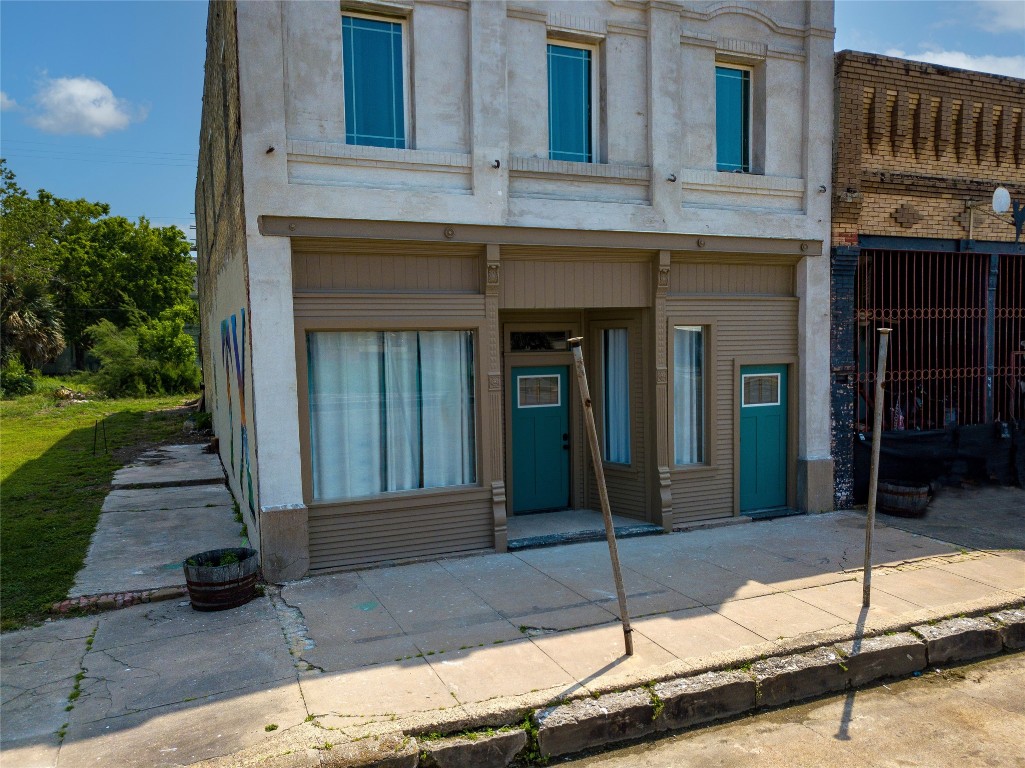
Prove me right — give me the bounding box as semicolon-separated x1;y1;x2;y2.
200;603;1024;768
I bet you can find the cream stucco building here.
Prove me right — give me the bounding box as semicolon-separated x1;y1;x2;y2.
197;0;836;581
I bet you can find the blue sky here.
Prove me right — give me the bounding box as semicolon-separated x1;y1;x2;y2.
1;1;1023;246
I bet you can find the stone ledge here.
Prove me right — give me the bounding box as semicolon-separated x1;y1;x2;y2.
753;646;849;708
535;689;656;759
51;585;188;616
835;632;927;687
990;608;1025;650
912;616;1003;665
419;729;527;768
654;670;755;731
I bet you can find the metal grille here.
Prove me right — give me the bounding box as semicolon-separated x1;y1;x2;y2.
995;254;1025;422
855;250;990;430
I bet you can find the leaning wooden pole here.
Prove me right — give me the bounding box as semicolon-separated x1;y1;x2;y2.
568;337;634;656
863;328;892;608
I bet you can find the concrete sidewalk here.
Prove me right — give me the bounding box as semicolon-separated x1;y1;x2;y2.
1;447;1023;767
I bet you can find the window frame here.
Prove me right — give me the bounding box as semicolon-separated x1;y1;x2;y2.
600;326;631;466
669;322;715;470
340;11;412;150
546;38;599;164
299;325;481;505
714;63;752;174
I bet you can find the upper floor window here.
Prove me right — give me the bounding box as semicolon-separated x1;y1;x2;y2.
342;15;407;149
548;42;594;163
715;65;750;172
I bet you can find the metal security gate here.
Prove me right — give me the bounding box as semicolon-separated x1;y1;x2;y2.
855;249;1024;431
996;254;1025;423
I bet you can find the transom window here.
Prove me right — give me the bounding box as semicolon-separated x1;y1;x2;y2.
715;65;750;172
342;15;406;148
307;331;475;501
548;42;594;163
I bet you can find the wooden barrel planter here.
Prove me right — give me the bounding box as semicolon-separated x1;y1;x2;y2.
182;547;258;611
877;480;931;518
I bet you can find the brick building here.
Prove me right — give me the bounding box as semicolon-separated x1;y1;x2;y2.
831;51;1025;506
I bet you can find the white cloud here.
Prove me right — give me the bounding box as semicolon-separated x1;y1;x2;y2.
28;76;145;137
971;0;1025;35
883;47;1025;78
0;91;16;111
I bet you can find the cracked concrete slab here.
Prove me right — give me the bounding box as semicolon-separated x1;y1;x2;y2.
90;596;276;651
0;618;96;751
74;615;296;724
57;681;307;768
102;484;233;513
112;445;225;489
71;503;241;597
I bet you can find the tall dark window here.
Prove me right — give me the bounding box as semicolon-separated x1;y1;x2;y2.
342;15;406;148
715;66;750;172
548;43;593;163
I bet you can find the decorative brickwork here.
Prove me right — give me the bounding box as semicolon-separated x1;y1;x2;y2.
832;51;1025;245
830;51;1025;504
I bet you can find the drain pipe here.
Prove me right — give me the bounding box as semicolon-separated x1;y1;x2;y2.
864;328;892;608
568;337;634;656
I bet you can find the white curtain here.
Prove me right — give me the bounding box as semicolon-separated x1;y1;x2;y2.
308;330;475;501
420;331;476;488
603;328;630;464
383;332;420;492
674;326;704;465
308;331;382;500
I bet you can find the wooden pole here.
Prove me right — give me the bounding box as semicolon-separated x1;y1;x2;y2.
568;337;634;655
863;328;891;608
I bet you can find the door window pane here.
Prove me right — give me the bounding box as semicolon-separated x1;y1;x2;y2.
743;374;780;406
548;44;592;163
674;326;705;465
716;66;749;172
307;330;475;501
518;375;561;407
342;16;406;148
603;328;630;464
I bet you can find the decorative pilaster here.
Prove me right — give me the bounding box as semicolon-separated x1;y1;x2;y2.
485;243;507;552
654;250;672;531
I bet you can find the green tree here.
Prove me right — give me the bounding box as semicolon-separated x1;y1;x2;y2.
0;160;196;369
0;159;107;367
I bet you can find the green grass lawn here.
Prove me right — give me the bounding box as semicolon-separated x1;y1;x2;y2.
1;379;198;631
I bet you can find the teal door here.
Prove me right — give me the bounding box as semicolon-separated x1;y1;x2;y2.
511;366;570;513
739;365;788;511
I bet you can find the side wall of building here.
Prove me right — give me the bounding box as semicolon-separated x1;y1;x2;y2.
196;1;262;553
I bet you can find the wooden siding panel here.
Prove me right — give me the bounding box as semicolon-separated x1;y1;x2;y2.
293;294;486;320
670;262;795;296
502;260;651;308
668;297;798;523
292;238;482;293
307;489;492;571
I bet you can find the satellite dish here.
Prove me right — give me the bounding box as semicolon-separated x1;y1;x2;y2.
993;186;1011;214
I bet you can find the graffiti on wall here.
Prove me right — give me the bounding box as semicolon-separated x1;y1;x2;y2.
220;309;255;516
